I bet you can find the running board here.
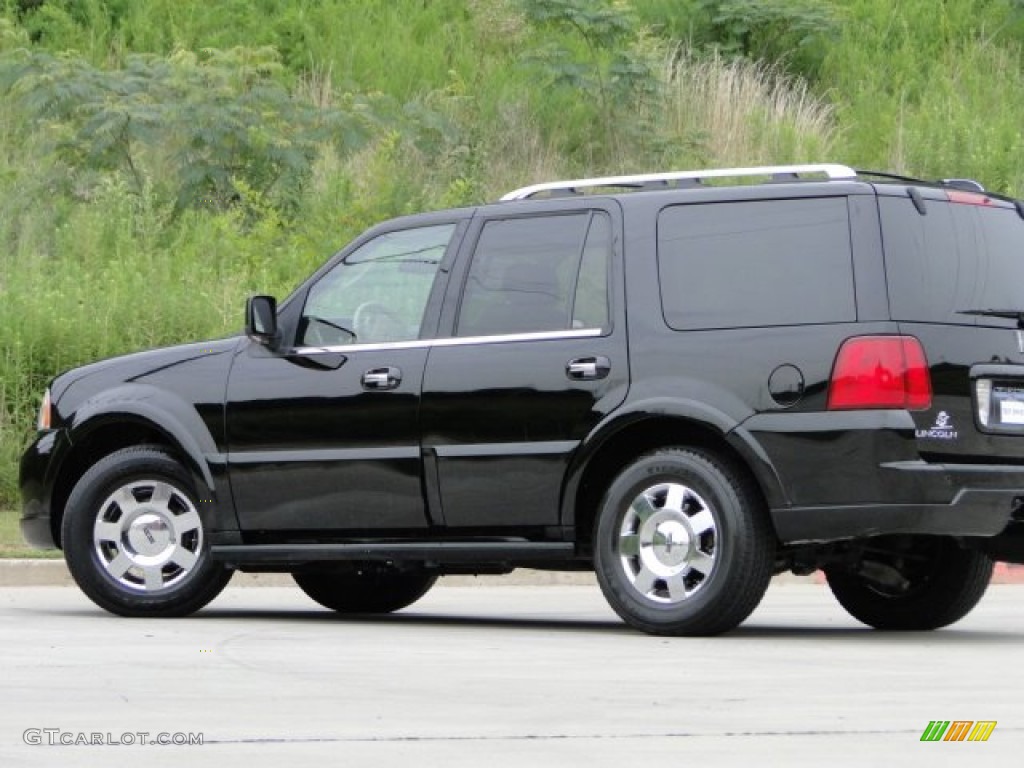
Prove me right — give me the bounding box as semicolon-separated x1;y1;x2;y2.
211;541;576;567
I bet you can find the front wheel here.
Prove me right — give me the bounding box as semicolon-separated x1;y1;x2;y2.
293;564;437;613
62;446;232;617
825;536;993;630
593;447;774;636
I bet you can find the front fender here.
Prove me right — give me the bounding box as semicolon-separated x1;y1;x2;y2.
68;384;229;514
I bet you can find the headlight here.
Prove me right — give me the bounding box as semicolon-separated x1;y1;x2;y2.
37;389;52;431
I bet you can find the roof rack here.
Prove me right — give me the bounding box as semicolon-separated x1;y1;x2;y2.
500;163;858;201
854;169;924;185
940;178;986;192
856;169;987;193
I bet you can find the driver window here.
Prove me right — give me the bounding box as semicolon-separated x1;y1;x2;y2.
300;223;455;346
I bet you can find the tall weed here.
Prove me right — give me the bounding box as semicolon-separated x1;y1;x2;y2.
656;47;836;168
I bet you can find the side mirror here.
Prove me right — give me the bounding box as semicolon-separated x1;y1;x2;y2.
245;295;279;346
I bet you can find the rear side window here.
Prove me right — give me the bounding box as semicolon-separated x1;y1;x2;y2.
880;197;1024;324
657;197;855;330
457;212;611;336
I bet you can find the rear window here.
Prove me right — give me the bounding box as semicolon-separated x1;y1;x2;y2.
657;197;855;330
881;197;1024;324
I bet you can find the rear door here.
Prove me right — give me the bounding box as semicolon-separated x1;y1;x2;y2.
420;199;628;530
879;187;1024;459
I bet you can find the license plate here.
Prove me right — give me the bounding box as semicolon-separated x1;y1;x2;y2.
1000;399;1024;425
975;376;1024;432
991;382;1024;428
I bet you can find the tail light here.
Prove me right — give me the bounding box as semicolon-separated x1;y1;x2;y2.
827;336;932;411
946;189;994;207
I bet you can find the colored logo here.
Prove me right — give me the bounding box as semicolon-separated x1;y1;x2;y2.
920;720;996;742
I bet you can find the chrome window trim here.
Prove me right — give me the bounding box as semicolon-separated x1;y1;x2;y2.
435;440;578;458
291;327;603;356
229;446;420;464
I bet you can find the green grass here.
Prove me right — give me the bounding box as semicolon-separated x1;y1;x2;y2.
819;0;1024;193
0;510;60;558
4;0;1024;510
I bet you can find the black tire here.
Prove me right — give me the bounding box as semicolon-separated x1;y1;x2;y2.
62;446;232;617
825;536;993;630
593;447;774;636
293;564;438;613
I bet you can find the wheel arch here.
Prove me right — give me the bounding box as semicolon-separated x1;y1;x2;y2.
50;389;228;547
563;407;786;555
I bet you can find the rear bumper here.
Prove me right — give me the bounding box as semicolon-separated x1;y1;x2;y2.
978;523;1024;564
18;430;65;550
773;460;1024;543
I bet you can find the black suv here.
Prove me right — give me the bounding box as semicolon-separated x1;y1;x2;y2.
19;163;1024;635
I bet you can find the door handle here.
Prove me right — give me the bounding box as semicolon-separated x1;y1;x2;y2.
362;366;402;390
566;356;610;381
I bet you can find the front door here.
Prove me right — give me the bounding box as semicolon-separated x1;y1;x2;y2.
226;221;460;535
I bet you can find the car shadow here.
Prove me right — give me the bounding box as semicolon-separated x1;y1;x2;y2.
167;607;1020;642
189;607;632;635
32;595;1021;641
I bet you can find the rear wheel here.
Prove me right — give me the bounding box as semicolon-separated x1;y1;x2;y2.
62;446;232;617
293;564;437;613
825;536;993;630
593;447;774;636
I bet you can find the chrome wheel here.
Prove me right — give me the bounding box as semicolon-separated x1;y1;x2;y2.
595;448;772;635
93;479;203;592
617;481;719;604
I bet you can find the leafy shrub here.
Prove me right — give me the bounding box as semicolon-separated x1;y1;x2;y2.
0;46;389;214
518;0;659;162
633;0;837;80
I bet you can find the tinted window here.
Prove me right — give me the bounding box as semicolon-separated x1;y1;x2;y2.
301;224;454;345
572;213;611;330
658;198;855;330
457;212;610;336
881;197;1024;324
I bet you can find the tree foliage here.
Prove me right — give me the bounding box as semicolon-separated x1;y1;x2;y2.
633;0;837;80
0;46;399;213
518;0;658;160
698;0;837;77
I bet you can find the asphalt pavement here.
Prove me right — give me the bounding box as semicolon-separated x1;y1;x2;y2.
1;583;1021;767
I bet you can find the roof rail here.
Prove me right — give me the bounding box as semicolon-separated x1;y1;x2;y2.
855;169;925;185
940;178;986;193
500;163;858;201
857;169;987;193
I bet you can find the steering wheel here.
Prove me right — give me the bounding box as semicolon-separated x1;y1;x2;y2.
352;301;406;343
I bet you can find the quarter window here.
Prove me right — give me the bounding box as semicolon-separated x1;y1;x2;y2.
457;212;611;337
573;213;611;330
657;198;855;330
